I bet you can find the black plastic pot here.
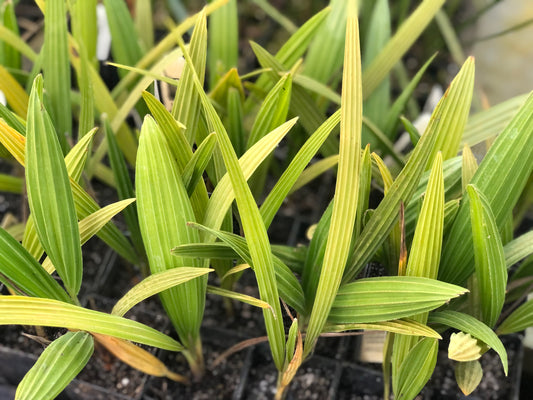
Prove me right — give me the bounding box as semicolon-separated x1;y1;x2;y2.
0;345;134;400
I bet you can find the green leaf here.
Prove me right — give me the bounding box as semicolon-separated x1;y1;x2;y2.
172;7;207;144
0;227;70;302
344;58;476;282
429;58;475;163
289;155;339;194
64;128;97;183
0;0;21;69
362;0;445;97
0;296;183;351
136;116;206;351
497;300;533;335
362;0;390;149
23;128;96;263
26;76;82;298
455;360;483;396
103;0;143;76
0;24;37;63
383;53;436;138
69;47;138;167
246;6;330;107
0;103;26;135
440;91;533;285
226;87;245;156
429;310;508;375
142;90;210;223
304;3;361;355
185;222;305;316
392;153;444;376
182;133;217;196
202;118;297;235
71;38;94;140
285;319;299;367
104;119;144;257
110;0;227;97
179;30;286;369
42;199;137;274
329;277;467;324
248;73;292;149
112;268;212;317
71;0;97;65
404;157;462;238
261;110;340;228
504;231;533;268
407;153;444;280
461;144;478;192
43;0;71;150
250;41;335;155
325;318;441;339
206;285;272;311
142;91;190;171
16;332;94;400
208;0;238;87
395;338;438;400
172;242;239;260
467;185;507;327
247;73;293;197
302;201;333;314
135;0;154;49
303;0;347;85
463;93;528;147
0;173;22;193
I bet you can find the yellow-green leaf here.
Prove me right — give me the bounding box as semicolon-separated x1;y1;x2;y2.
455;360;483;396
26;76;82;298
112;268;212;317
305;2;362;355
16;331;94;400
42;199;137;274
0;296;183;351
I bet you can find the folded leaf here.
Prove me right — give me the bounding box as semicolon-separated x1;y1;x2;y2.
305;3;361;355
0;296;182;351
497;300;533;335
395;338;438;400
455;360;483;396
136;115;206;351
26;76;82;298
16;331;94;400
0;227;70;302
440;92;533;285
112;268;212;317
429;310;507;375
330;277;467;324
467;185;507;327
325;318;441;339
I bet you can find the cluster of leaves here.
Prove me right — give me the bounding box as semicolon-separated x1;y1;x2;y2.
0;1;531;399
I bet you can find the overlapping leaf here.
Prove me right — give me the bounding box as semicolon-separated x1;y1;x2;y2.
0;296;183;351
25;76;82;298
330;277;467;324
440;92;533;285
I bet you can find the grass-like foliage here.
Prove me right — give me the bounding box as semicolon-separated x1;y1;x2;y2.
0;1;530;399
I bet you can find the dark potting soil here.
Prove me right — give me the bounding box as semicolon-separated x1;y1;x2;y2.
144;338;248;400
